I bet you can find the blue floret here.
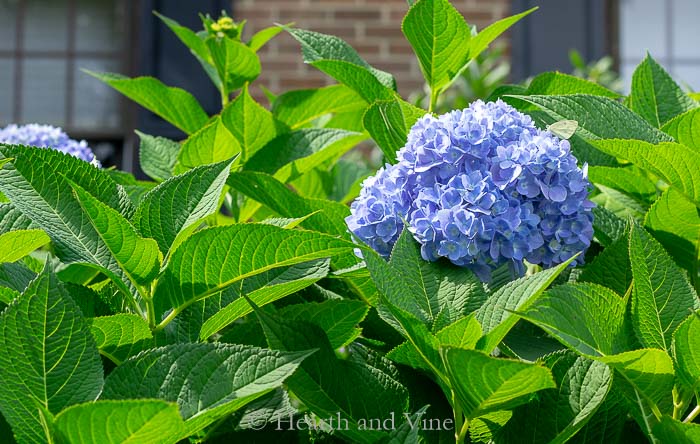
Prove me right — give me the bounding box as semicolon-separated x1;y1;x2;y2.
0;123;99;165
346;99;594;280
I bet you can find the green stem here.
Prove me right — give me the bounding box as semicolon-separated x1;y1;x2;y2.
452;391;466;444
684;404;700;423
457;417;470;443
153;305;183;334
221;87;230;108
428;88;439;114
673;386;689;420
144;296;156;330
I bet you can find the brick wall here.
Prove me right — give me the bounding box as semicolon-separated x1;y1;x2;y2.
233;0;511;99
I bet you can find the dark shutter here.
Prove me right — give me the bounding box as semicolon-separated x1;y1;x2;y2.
510;0;615;81
134;0;230;139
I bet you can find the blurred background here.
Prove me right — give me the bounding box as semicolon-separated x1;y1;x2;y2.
0;0;698;172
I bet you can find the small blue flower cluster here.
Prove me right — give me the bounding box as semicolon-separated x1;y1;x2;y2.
347;100;594;279
0;124;99;165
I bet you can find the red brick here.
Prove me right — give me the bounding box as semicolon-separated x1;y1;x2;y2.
234;0;510;99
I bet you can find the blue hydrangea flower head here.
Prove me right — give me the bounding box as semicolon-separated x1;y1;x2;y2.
346;99;594;280
0;123;99;165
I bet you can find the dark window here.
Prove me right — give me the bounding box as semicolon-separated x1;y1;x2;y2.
510;0;614;81
0;0;230;172
0;0;129;133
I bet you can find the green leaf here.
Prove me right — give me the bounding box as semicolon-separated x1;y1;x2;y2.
85;71;208;134
593;139;700;207
526;71;620;97
401;0;471;93
254;307;407;444
443;348;555;419
363;98;426;163
497;351;613;444
207;37;261;92
54;399;185;444
0;229;49;263
153;224;355;315
374;293;446;386
645;189;700;274
577;234;631;296
248;26;284;52
199;258;330;340
0;264;103;444
629;223;700;351
286;28;396;102
72;183;162;286
591;184;646;219
592;206;627;247
511;95;673;143
522;283;629;356
136;131;179;182
661;107;700;151
568;385;628;444
228;171;350;237
245;128;365;183
0;202;35;235
588;166;657;205
278;300;369;349
272;85;366;130
672;313;700;396
0;261;37;294
386;342;433;373
106;170;157;206
220;85;278;162
475;257;575;353
510;94;672;166
435;314;482;349
102;343;312;437
366;229;487;333
652;415;700;444
630;54;697;127
599;348;675;409
0;145;139;298
177;116;240;170
226;172;376;302
133;158;234;255
89;314;153;364
232;388;296;431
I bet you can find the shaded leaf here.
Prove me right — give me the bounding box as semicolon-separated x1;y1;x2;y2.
199;258;330;340
103;343;311;437
475;257;575;353
136;131;179;182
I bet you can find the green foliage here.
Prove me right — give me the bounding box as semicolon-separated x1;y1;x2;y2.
3;3;700;443
630;54;697;127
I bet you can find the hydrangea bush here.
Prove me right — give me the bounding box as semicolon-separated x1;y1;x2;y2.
347;99;594;279
0;1;698;443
